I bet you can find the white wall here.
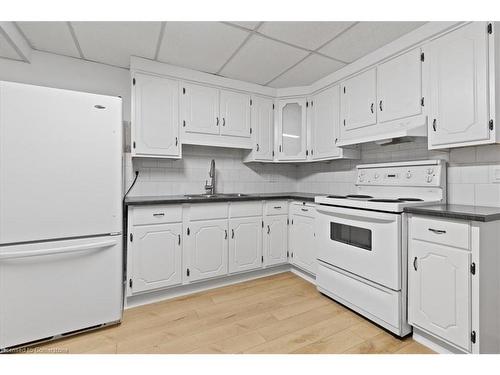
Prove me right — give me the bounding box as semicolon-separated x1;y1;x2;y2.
126;145;298;196
296;139;500;207
0;50;131;120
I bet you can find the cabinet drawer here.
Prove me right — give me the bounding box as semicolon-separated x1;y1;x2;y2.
264;200;289;216
411;216;470;250
189;203;228;221
133;205;182;225
290;203;315;217
230;201;263;218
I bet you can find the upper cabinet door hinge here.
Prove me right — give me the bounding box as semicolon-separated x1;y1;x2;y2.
420;52;425;62
129;233;133;242
421;97;425;107
272;103;275;110
250;127;252;134
471;262;476;275
343;86;346;94
488;23;493;34
489;119;494;131
306;101;309;108
471;331;477;344
132;78;136;85
182;87;186;95
250;99;252;106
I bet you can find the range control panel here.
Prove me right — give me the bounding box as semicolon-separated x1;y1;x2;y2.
356;162;444;187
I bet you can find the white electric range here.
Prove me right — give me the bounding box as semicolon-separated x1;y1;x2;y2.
314;160;446;336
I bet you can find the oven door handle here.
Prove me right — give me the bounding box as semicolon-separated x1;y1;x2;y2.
316;206;399;224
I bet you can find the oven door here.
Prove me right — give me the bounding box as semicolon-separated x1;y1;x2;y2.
316;204;401;290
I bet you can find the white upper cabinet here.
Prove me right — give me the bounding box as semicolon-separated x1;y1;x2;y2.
425;22;493;149
250;96;275;161
277;98;307;160
181;83;219;135
219;90;251;138
309;85;342;160
341;68;377;133
377;48;422;124
132;73;180;158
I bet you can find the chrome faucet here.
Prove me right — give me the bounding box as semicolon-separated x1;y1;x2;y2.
204;159;216;195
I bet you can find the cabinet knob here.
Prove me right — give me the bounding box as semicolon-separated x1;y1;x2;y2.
370;103;374;114
379;100;383;111
222;118;226;126
231;229;234;239
413;257;418;271
256;144;259;151
267;225;270;234
216;117;219;126
432;119;437;131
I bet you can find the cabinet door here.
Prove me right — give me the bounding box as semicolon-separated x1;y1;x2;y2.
408;240;471;351
278;98;307;160
186;219;228;282
229;217;263;273
181;83;220;135
132;73;180;157
377;48;422;123
130;223;182;294
341;68;377;131
426;22;490;148
264;215;288;266
310;85;342;160
252;96;274;161
289;215;316;274
220;90;251;138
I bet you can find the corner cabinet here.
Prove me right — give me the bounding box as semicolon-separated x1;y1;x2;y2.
131;73;181;158
425;22;497;149
277;98;307;161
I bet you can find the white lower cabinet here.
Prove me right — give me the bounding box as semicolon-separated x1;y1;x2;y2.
229;217;263;273
130;223;183;294
289;205;316;275
408;239;471;351
186;219;228;282
263;215;288;266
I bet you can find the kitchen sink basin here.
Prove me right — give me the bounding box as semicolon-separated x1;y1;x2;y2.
184;193;248;199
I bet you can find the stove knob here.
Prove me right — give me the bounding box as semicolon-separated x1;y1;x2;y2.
374;173;379;179
426;175;433;183
427;168;434;175
406;171;412;179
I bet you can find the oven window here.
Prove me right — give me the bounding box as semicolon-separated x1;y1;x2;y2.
330;222;372;251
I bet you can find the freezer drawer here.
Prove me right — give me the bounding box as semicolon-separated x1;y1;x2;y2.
0;235;123;349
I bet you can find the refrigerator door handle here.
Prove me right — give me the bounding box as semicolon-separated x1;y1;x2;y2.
0;240;117;260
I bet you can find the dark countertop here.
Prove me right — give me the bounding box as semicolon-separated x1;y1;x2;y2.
404;204;500;222
125;192;322;206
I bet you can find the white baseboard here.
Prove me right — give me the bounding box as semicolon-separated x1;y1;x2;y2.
412;329;466;354
126;264;291;309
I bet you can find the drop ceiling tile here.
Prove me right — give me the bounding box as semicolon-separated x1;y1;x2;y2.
319;21;426;63
16;21;80;58
259;21;355;51
0;32;22;60
268;54;345;88
220;34;308;85
71;21;161;67
228;21;261;30
158;22;249;74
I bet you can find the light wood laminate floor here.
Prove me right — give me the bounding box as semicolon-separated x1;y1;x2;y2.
31;272;433;354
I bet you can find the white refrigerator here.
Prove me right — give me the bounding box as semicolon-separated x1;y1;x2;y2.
0;81;123;350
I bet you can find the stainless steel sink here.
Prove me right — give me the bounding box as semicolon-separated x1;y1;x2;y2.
184;193;248;199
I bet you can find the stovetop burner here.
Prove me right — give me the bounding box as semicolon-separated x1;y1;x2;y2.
346;194;373;199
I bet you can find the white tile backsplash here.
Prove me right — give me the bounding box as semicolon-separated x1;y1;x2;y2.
126;140;500;208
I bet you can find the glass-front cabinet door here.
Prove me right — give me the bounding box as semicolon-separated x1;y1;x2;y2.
277;98;307;160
